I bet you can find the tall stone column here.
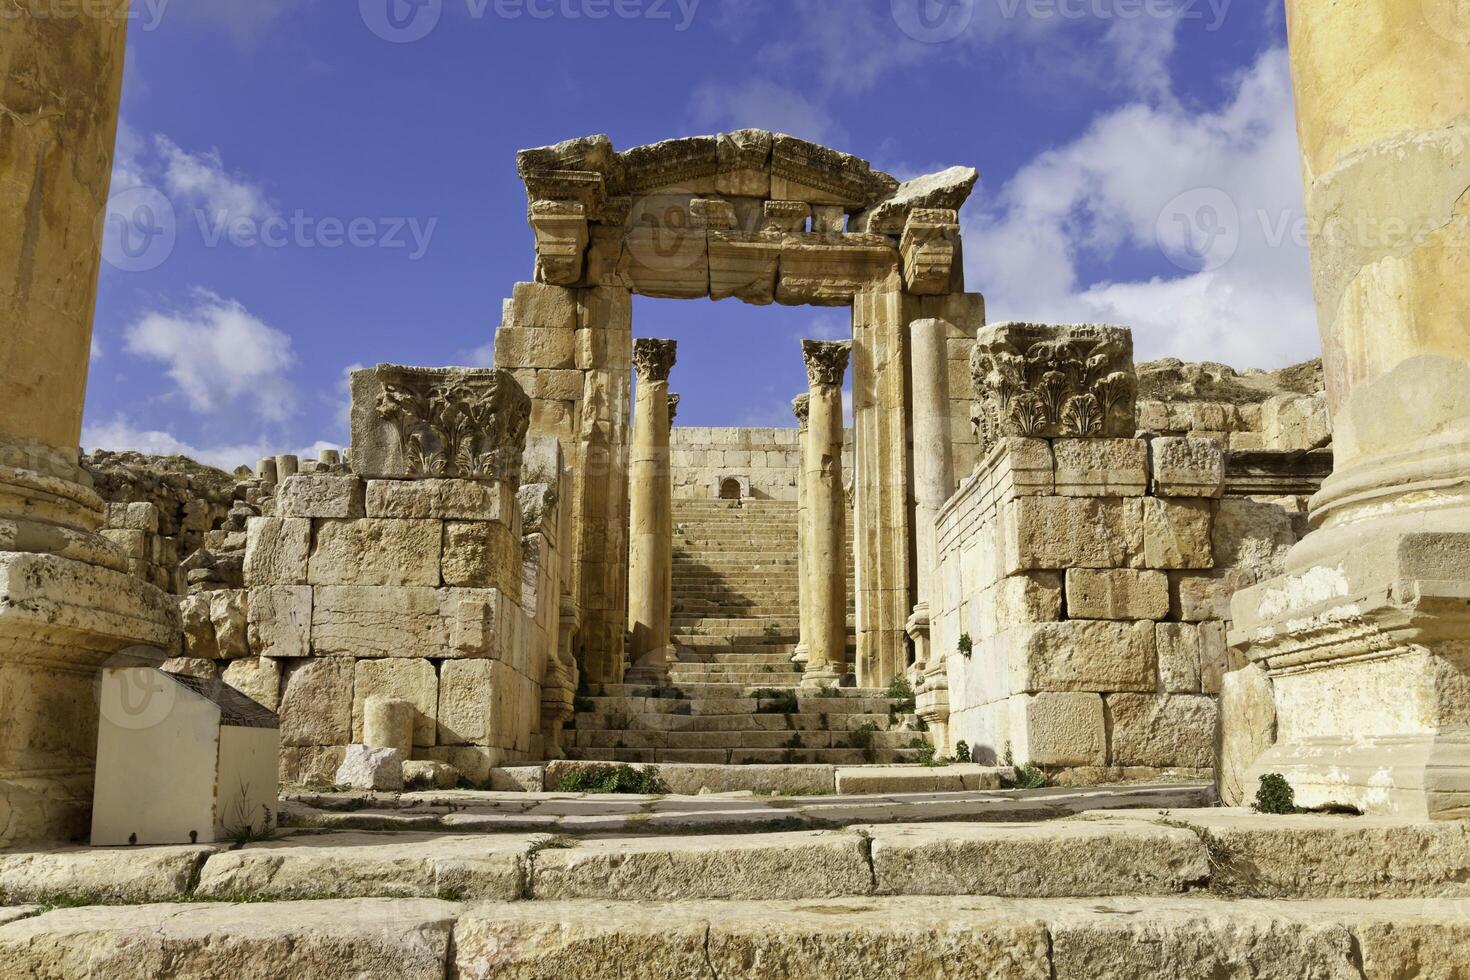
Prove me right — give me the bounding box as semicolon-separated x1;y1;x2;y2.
1;4;179;844
1231;0;1470;818
664;392;679;640
626;339;677;683
791;394;811;666
907;317;955;666
800;341;851;690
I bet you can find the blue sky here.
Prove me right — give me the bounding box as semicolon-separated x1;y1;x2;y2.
87;0;1317;469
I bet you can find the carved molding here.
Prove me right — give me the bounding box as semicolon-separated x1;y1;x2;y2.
632;338;678;383
372;366;531;482
900;208;959;296
802;340;852;391
969;323;1137;453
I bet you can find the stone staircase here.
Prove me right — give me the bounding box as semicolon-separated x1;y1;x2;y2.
567;498;926;765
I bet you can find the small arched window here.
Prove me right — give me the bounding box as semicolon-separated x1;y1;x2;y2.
719;478;743;500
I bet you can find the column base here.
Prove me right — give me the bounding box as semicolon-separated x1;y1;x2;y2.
791;644;809;666
0;548;180;846
799;666;841;690
1230;523;1470;820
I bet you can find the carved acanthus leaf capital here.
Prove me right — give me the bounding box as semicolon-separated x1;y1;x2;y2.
369;365;531;483
633;338;678;383
802;340;852;391
792;393;811;427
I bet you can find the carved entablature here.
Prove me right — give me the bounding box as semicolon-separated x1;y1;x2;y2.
802;340;853;391
515;131;975;301
900;208;960;296
350;365;532;484
969;323;1137;454
632;338;678;383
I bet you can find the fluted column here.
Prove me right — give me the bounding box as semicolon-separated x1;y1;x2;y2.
907;317;954;666
1;4;179;845
1230;0;1470;818
800;341;851;689
626;339;677;683
791;394;811;667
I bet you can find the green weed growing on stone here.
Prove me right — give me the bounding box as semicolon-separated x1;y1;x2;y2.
1254;773;1297;814
556;765;669;795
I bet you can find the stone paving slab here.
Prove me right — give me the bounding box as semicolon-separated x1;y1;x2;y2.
867;820;1208;898
834;765;1010;794
0;844;217;904
1081;806;1470;898
280;782;1216;837
195;832;527;901
452;896;1470;980
0;898;460;979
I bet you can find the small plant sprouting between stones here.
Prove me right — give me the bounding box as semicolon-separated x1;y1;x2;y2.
1254;773;1297;815
815;685;840;699
848;722;880;764
763;624;782;638
573;696;595;713
958;633;973;659
953;739;971;763
1001;743;1047;789
910;737;943;766
886;676;917;715
751;688;800;714
555;764;669;795
781;734;804;763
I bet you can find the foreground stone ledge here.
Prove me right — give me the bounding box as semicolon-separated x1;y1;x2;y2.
0;845;216;904
868;820;1208;898
1085;808;1470;899
195;832;526;901
0;898;460;980
530;829;872;901
452;896;1470;980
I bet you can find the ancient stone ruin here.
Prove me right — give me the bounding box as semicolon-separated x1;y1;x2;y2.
2;0;1470;973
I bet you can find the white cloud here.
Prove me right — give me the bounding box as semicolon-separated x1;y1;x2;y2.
154;135;276;225
964;46;1318;369
689;80;846;148
124;291;299;422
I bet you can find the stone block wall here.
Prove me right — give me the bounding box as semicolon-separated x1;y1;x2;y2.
207;472;552;787
931;436;1234;781
669;427;855;501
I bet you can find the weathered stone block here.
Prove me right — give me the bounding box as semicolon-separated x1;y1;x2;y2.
1200;621;1229;694
441;521;520;594
1170;571;1233;622
312;586;446;659
106;501;160;532
365;479;513;522
179;592;219;660
503;280;579;330
275;475;366;520
444;588;519;661
1065;569;1169;621
336;744;403;792
1106;694;1216;768
352;659;437;747
222;656;281;712
308;519;442;587
243;517;311;586
1005;497;1142;572
492;325;576;370
280;746;347;787
209;589;249;659
1053;439;1149;497
1010;621;1157;693
438;659;505;748
990;438;1055;496
1143;498;1214;570
1156;623;1202;693
1151;437;1225;498
246;586;311;661
1012;692;1106;767
1212;498;1295;584
363;696;415;755
278;658;353;747
1217;665;1277;806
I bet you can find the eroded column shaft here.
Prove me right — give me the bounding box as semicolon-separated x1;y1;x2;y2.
800;341;850;688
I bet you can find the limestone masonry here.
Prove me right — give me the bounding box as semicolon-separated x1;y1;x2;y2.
2;0;1469;972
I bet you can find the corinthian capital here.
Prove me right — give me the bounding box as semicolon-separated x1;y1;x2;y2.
792;393;810;428
802;340;851;391
633;338;678;383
